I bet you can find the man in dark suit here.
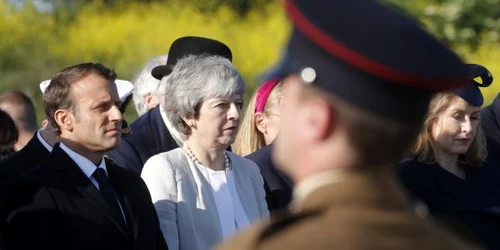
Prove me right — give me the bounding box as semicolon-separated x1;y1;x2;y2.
216;1;482;249
0;79;133;189
2;63;167;250
108;36;233;174
246;143;293;211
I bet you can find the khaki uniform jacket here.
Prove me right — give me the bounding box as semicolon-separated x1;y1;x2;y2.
216;169;484;250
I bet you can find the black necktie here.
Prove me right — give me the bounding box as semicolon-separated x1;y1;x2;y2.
92;168;126;225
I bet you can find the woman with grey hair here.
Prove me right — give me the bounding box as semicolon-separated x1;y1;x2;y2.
141;55;269;250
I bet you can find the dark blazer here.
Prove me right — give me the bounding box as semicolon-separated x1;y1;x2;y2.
481;94;500;166
0;134;50;185
0;134;50;250
246;144;293;211
2;144;168;250
107;105;178;175
398;160;500;250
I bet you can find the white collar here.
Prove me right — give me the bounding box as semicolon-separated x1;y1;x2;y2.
37;130;53;152
159;105;184;147
59;142;108;178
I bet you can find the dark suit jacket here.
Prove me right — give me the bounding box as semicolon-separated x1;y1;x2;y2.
246;144;293;211
481;94;500;166
0;134;50;185
217;169;483;250
2;144;168;250
0;134;50;250
398;160;500;250
107;105;178;175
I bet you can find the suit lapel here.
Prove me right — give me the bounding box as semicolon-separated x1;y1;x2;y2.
230;155;259;221
51;145;129;237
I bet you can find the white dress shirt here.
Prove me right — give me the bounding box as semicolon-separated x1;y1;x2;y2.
159;104;184;147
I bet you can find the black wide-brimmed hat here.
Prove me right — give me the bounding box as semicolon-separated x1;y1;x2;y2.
273;0;469;122
453;64;493;106
151;36;233;80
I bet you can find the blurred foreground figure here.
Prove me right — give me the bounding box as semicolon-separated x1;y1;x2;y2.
216;0;483;249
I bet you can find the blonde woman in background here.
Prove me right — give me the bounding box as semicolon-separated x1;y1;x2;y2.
398;64;500;250
233;78;283;156
233;78;293;211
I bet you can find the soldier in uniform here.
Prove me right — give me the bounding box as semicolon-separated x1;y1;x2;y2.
216;0;483;249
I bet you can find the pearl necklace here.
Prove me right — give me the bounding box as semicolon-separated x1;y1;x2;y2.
184;145;230;170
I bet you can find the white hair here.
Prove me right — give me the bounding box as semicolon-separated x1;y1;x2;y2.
163;55;246;135
132;54;168;115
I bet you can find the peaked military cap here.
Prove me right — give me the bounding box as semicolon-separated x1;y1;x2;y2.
453;64;493;106
276;0;469;122
151;36;233;80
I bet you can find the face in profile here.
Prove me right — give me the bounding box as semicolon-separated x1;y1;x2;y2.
431;96;480;156
67;73;123;152
187;94;243;148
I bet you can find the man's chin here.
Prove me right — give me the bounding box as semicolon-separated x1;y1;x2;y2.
103;139;121;151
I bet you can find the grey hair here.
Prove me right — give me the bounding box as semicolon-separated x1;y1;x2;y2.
163;55;246;135
132;54;168;115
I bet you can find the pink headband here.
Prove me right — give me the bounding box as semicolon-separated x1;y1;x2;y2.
255;78;281;112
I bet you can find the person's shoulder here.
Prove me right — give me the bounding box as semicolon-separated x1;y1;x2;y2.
229;151;261;175
130;106;157;127
122;108;159;146
397;159;435;182
142;148;186;175
215;209;319;250
398;159;432;174
228;151;255;165
245;144;272;163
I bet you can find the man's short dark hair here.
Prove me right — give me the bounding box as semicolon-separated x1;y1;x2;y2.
43;63;117;135
0;90;38;133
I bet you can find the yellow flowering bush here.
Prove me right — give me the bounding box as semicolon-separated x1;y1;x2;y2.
0;0;290;122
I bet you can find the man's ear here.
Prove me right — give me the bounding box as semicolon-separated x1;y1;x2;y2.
145;93;160;109
254;112;266;134
54;109;74;133
41;119;49;129
297;98;334;142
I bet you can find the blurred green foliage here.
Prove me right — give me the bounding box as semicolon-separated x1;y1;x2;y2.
0;0;290;124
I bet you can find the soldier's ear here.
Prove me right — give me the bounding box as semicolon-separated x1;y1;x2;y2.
297;97;333;142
